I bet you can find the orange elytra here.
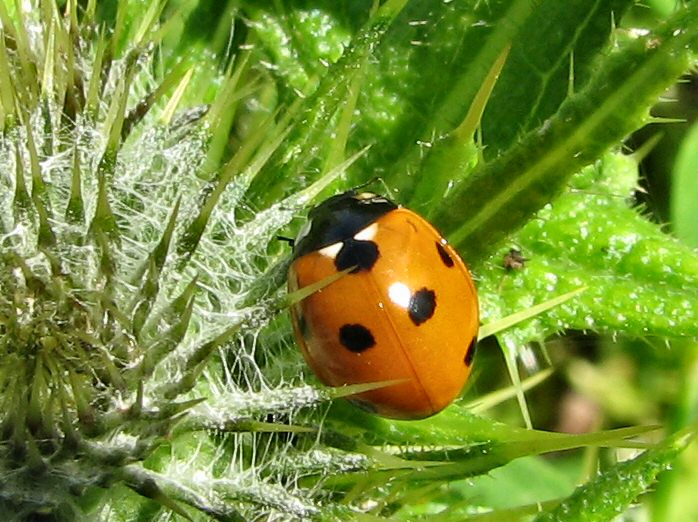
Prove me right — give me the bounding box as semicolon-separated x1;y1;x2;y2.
288;191;479;419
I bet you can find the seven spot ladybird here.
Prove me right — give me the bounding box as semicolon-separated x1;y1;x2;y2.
287;191;479;420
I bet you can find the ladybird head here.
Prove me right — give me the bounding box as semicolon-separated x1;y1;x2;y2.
292;191;397;259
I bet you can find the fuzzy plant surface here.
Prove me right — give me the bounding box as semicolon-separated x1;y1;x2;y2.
1;0;697;521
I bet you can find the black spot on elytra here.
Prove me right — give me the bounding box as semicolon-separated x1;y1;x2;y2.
436;241;454;268
464;337;477;366
335;239;379;272
339;324;375;353
408;288;436;326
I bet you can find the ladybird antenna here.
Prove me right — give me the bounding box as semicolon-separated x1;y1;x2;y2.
352;176;396;200
375;177;396;200
351;177;378;192
276;235;295;248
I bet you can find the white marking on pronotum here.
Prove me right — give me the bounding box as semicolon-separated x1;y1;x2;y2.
318;242;343;259
388;282;412;309
354;223;378;242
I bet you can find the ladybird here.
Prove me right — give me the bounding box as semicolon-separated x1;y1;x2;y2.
287;191;479;420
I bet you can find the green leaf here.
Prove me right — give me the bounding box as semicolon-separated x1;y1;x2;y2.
671;118;698;248
435;3;698;260
478;152;698;340
481;0;633;158
534;429;695;522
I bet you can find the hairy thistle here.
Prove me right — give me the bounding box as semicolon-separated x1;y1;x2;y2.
0;1;333;519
